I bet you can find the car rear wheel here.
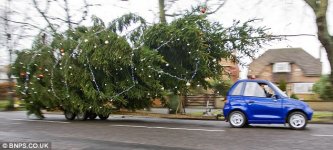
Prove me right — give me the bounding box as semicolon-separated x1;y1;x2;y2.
229;111;247;128
288;112;307;130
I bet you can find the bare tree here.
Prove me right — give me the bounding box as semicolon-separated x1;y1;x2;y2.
159;0;227;23
304;0;333;86
120;0;226;23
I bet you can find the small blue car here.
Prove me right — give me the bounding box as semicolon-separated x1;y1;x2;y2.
223;79;313;130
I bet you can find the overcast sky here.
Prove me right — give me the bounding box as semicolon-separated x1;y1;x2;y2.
0;0;332;78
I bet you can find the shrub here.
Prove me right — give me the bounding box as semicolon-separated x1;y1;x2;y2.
278;79;287;92
290;93;299;100
313;75;333;100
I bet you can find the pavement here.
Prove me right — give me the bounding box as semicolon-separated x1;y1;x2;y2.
0;111;333;150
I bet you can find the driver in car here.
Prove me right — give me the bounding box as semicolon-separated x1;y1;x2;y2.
259;83;273;98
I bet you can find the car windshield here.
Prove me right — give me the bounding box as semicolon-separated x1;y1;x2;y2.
269;82;288;97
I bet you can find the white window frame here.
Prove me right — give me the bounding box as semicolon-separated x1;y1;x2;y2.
293;83;314;94
273;62;291;73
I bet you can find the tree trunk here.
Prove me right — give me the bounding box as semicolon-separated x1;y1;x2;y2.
305;0;333;86
159;0;167;23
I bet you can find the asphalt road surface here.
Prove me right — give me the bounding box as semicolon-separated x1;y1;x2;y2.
0;111;333;150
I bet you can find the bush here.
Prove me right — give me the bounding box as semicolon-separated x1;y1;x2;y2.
313;75;333;100
209;80;232;96
165;94;181;114
290;93;299;100
278;79;287;92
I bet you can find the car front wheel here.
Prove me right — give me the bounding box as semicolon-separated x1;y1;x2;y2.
229;111;247;128
288;112;307;130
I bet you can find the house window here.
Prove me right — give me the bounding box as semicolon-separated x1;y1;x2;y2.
293;83;314;94
273;62;291;73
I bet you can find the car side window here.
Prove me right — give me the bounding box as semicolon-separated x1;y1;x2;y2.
231;82;244;95
244;82;266;97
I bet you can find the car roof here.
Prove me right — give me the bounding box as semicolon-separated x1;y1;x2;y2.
236;79;270;83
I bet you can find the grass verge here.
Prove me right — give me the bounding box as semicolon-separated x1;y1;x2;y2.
0;100;25;111
311;111;333;123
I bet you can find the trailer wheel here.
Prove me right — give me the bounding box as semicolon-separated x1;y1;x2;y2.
64;111;76;120
98;114;109;120
88;113;97;120
77;112;88;121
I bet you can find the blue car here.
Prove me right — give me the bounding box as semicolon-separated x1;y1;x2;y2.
223;79;313;130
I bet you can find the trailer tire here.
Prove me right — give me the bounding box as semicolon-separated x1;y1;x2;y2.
77;112;88;121
64;111;76;120
98;114;109;120
88;113;97;120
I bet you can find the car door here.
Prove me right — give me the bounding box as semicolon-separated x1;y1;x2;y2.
243;82;283;123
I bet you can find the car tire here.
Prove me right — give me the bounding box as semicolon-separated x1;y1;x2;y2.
98;114;109;120
88;113;97;120
64;111;76;120
229;111;247;128
288;112;307;130
77;112;88;121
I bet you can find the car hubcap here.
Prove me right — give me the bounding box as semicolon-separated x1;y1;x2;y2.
231;113;244;126
290;114;305;128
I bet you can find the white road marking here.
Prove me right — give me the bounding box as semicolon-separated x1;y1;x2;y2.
312;134;333;137
111;124;225;132
10;122;22;125
11;119;70;124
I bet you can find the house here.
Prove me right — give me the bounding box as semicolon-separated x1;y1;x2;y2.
0;65;16;100
220;58;239;83
248;48;321;100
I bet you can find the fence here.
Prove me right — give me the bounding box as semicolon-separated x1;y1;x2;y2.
185;94;222;108
184;94;333;111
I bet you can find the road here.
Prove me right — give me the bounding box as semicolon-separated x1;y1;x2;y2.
0;111;333;150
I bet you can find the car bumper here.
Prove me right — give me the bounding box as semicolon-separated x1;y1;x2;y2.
305;107;314;120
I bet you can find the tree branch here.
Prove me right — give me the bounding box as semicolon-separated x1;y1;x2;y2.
205;0;227;15
222;34;316;41
63;0;72;29
32;0;57;33
165;13;182;17
76;0;89;25
0;16;47;32
48;16;79;25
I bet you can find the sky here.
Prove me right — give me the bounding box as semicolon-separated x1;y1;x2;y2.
0;0;332;78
